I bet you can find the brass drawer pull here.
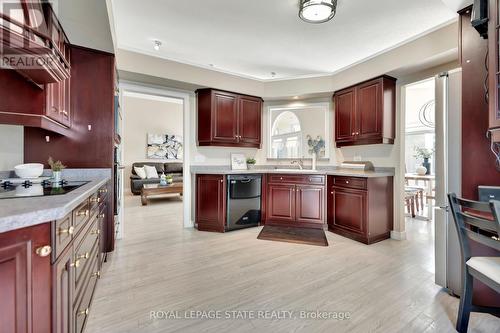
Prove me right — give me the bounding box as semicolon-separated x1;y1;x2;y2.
98;213;105;218
90;197;101;203
76;209;89;217
35;245;52;257
92;270;101;278
58;226;75;235
70;259;80;268
76;252;90;260
99;188;108;194
91;229;100;235
78;308;89;317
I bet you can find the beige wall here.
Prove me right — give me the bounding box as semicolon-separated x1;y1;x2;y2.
123;95;183;189
0;125;23;171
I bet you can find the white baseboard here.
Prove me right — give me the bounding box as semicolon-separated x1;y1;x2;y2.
390;230;407;240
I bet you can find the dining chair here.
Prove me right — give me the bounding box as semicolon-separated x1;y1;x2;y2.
447;193;500;333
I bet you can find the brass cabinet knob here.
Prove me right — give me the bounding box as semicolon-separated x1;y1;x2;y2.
90;197;101;203
92;271;101;278
346;181;349;184
99;188;108;194
76;252;90;260
91;229;100;235
76;209;89;217
98;213;105;218
35;245;52;257
220;179;223;183
59;226;75;235
78;308;89;316
70;259;80;268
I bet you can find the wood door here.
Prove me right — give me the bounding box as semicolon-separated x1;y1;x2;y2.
334;87;356;142
60;77;71;127
356;79;382;139
296;185;324;224
212;91;238;143
53;246;74;333
196;175;226;232
330;187;366;234
267;184;296;222
238;96;261;145
0;223;52;333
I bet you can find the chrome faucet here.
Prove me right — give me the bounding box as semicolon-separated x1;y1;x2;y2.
291;159;304;170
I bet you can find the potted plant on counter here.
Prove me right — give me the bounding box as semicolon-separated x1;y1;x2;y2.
246;158;256;170
48;157;66;183
307;135;325;171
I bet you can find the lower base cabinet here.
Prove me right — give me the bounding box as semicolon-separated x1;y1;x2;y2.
196;174;226;232
0;182;109;333
327;176;393;244
266;174;325;228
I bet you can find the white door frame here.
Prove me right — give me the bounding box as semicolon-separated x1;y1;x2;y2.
119;80;193;230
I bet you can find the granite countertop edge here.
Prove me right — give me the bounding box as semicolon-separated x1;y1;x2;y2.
0;176;110;234
190;166;395;178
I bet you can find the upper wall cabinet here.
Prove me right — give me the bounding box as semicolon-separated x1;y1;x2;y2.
333;75;396;147
197;88;262;148
0;1;71;84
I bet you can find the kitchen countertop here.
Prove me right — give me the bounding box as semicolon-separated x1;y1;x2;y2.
190;165;395;178
0;169;111;234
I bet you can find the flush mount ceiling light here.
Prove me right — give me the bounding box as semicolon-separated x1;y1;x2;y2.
153;40;162;51
299;0;337;24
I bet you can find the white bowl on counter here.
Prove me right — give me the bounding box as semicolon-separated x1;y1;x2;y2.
14;163;44;179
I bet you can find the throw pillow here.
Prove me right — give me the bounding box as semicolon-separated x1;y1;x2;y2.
134;166;147;179
144;165;159;179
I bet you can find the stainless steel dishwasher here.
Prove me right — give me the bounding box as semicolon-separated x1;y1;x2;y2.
226;174;262;231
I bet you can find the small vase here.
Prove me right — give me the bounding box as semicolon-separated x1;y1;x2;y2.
422;158;431;175
52;170;62;183
247;164;255;170
312;152;317;171
416;165;427;176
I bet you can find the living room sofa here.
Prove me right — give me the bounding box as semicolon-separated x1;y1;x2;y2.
130;162;183;195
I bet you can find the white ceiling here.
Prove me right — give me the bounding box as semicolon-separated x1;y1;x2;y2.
111;0;458;81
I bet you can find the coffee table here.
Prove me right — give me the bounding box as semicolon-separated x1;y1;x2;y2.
141;183;183;206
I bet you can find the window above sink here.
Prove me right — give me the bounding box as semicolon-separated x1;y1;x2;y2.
268;102;330;160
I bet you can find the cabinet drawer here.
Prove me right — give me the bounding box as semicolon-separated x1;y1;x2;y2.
332;176;367;190
88;192;101;217
74;254;99;333
52;213;73;262
268;174;325;185
73;199;90;236
73;219;99;298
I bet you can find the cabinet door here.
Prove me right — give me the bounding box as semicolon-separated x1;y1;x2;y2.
0;223;52;333
46;81;62;122
238;96;261;145
335;88;356;141
267;184;296;222
330;187;366;234
212;91;238;143
196;175;225;232
60;77;71;127
296;185;324;224
356;79;382;139
53;246;74;333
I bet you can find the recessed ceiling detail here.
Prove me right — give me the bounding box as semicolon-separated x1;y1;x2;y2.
111;0;457;81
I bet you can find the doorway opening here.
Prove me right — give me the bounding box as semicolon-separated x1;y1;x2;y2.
116;82;191;240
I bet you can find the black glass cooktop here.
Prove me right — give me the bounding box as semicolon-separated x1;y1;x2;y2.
0;180;89;199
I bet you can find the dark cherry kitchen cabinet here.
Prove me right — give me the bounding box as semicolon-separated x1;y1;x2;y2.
327;176;393;244
488;0;500;142
53;245;73;333
0;223;52;333
197;88;262;148
45;76;71;127
333;75;396;147
266;174;325;229
196;174;226;232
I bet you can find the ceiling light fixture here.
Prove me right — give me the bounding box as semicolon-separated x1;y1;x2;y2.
271;72;277;78
299;0;337;24
153;40;162;51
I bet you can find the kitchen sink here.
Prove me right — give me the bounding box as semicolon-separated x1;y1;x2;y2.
273;168;319;173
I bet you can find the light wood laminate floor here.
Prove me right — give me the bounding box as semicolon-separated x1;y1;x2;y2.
85;194;500;333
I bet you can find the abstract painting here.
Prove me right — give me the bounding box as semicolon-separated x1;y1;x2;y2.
147;134;183;160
